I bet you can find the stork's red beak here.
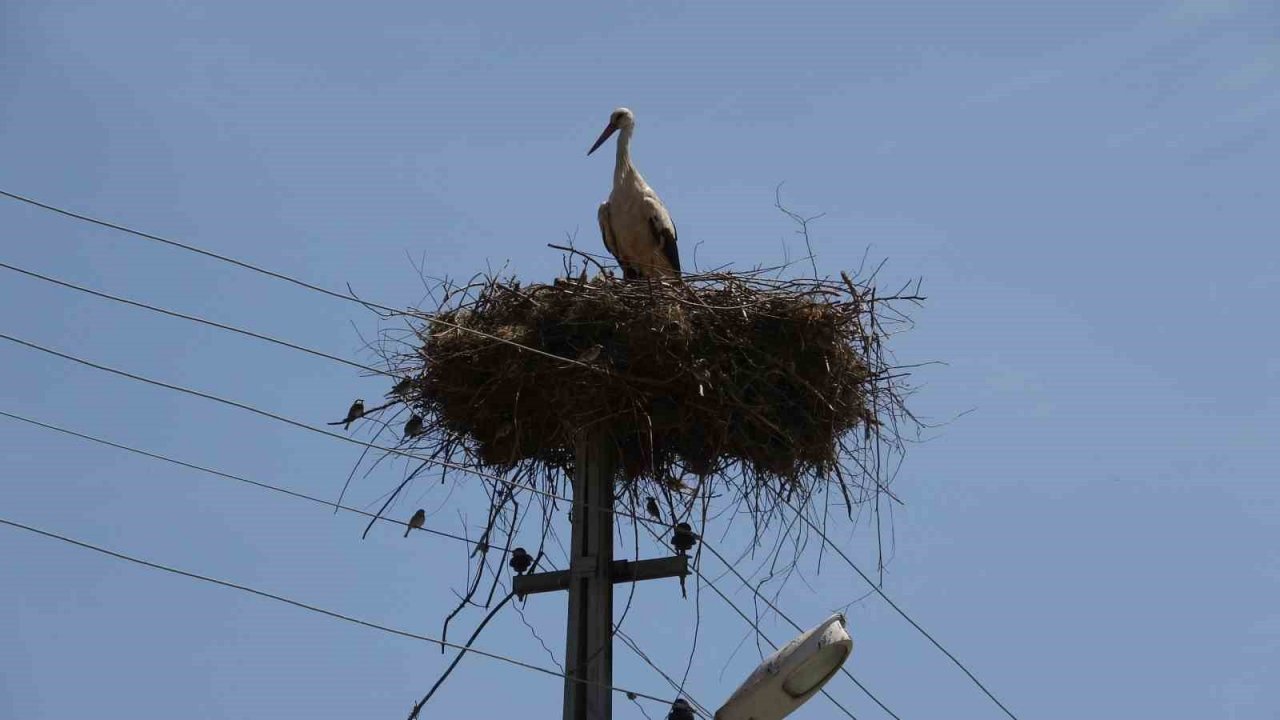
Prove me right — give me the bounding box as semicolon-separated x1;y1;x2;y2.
587;122;617;155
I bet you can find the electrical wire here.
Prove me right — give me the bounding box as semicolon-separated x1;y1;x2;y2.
0;409;474;546
1;333;901;717
635;521;865;720
698;541;900;720
766;485;1020;720
0;408;827;720
3;326;1005;717
616;631;713;719
0;329;672;530
0;189;605;374
0;189;400;310
0;333;891;718
0;331;567;507
0;260;388;376
0;515;680;710
0;407;711;712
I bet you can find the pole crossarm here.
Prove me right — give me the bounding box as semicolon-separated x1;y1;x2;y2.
514;555;689;598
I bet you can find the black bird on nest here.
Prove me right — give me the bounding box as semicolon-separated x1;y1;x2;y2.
672;523;698;556
667;697;695;720
402;414;424;440
645;496;661;521
387;377;412;397
328;399;364;430
509;547;533;575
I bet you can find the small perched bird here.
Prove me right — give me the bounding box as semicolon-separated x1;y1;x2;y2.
387;377;412;397
404;508;425;538
576;344;603;364
509;547;533;575
667;698;695;720
645;496;661;521
672;522;698;556
403;414;424;440
328;399;365;429
588;107;681;280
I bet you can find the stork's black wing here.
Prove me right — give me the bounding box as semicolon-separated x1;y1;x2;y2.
649;215;681;275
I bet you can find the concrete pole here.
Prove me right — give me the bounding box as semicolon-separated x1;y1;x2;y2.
563;432;617;720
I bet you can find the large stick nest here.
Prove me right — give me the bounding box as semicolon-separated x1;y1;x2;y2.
378;263;918;505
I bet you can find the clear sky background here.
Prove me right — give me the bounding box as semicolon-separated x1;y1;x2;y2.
2;1;1277;718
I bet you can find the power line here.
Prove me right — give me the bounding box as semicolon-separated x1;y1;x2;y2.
635;484;1011;720
0;408;712;715
616;630;714;719
3;406;857;720
766;486;1020;720
698;541;900;720
0;189;397;311
0;262;658;529
0;335;897;717
0;188;606;374
0;261;388;377
0;515;681;711
0;330;564;507
0;409;473;547
0;260;675;536
1;332;960;720
0;330;663;530
634;521;868;720
0;330;667;540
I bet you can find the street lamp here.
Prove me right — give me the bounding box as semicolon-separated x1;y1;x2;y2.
713;613;853;720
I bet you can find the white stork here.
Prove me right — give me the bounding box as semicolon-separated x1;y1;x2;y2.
588;108;681;280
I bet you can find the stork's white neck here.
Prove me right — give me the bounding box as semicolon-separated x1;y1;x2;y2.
614;126;635;186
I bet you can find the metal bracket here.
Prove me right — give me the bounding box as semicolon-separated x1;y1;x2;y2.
513;554;689;598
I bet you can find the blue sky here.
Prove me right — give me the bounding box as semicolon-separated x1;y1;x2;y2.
2;1;1277;718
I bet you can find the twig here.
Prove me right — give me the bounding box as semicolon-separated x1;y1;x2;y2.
407;592;516;720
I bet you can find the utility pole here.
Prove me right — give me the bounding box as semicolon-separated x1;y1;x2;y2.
514;433;689;720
